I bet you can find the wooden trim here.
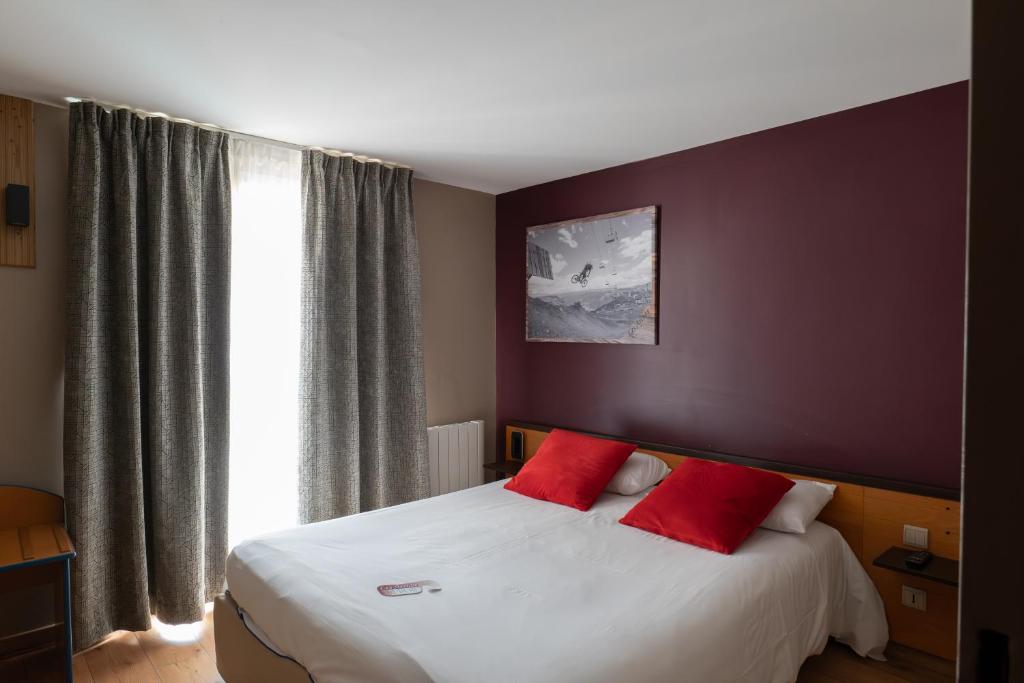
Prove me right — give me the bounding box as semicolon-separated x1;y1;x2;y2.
0;94;35;268
51;527;72;555
505;421;960;501
505;422;962;660
17;527;34;561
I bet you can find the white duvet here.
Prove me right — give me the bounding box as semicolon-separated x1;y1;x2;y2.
226;481;887;683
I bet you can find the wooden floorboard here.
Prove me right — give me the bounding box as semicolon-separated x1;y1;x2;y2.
799;641;955;683
5;616;953;683
82;631;163;683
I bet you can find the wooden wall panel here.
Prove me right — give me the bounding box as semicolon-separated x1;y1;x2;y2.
863;488;961;661
868;567;959;660
0;94;35;268
863;488;961;562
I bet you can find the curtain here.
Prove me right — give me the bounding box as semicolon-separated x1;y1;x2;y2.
299;151;428;523
64;102;231;648
228;139;302;547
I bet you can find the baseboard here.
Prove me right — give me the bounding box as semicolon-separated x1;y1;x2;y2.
0;622;61;662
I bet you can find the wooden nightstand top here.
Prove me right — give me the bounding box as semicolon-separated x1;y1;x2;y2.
0;523;76;573
482;460;524;476
872;546;959;587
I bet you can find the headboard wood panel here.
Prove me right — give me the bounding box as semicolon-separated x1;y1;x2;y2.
504;422;961;660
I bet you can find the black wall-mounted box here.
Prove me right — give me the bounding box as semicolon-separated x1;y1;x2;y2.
5;184;30;227
510;431;525;460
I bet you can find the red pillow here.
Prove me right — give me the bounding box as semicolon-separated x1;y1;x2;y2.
619;459;794;554
504;429;636;510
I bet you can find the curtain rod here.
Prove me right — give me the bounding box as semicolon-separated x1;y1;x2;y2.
63;97;413;170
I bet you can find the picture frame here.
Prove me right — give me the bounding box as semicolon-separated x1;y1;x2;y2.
525;206;658;344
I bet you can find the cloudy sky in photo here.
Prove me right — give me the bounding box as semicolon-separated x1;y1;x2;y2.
527;210;656;297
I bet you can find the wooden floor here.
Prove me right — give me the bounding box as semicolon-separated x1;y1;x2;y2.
3;612;955;683
799;642;955;683
0;610;221;683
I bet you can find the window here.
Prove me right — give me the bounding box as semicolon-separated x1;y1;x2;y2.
228;139;302;548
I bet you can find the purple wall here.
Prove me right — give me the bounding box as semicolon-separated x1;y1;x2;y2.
496;82;968;490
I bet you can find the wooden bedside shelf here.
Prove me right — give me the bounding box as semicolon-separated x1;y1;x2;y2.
482;460;524;477
872;546;959;587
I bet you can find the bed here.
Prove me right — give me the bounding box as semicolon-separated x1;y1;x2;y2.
218;479;888;683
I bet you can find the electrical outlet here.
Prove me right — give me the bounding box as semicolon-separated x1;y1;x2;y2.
902;585;927;611
902;524;929;549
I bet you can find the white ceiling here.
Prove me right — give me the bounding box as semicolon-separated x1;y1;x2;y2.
0;1;969;194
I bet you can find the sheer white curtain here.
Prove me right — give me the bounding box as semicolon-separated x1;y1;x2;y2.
228;138;302;548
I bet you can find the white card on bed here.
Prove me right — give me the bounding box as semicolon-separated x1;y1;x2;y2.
378;580;441;596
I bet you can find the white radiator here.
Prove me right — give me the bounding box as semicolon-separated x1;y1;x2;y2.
427;420;485;496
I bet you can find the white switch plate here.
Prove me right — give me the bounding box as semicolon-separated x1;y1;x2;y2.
903;524;929;549
902;585;927;611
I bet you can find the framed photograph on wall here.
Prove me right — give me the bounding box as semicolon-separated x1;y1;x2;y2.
525;206;658;344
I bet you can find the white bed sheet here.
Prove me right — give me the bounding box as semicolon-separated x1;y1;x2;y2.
226;481;887;683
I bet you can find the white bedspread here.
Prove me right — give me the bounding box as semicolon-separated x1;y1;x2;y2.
226;481;887;683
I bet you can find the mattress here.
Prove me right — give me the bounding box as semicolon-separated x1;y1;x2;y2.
226;480;887;683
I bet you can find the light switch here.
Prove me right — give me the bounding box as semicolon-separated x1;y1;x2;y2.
902;585;927;611
902;524;929;549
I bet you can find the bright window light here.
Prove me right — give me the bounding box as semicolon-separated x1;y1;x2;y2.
228;139;302;549
151;614;205;644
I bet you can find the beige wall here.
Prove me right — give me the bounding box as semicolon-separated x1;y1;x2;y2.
0;102;67;496
414;179;496;462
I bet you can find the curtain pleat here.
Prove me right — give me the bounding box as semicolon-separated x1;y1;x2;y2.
299;151;428;523
64;102;231;649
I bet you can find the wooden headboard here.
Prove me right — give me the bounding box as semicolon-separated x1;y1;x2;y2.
504;422;961;660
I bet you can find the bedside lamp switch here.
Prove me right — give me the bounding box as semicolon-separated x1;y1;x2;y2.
902;585;927;611
902;524;929;549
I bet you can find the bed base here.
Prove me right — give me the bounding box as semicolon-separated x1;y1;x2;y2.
214;592;313;683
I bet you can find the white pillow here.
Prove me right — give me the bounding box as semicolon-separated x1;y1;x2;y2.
760;480;836;534
605;452;669;495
